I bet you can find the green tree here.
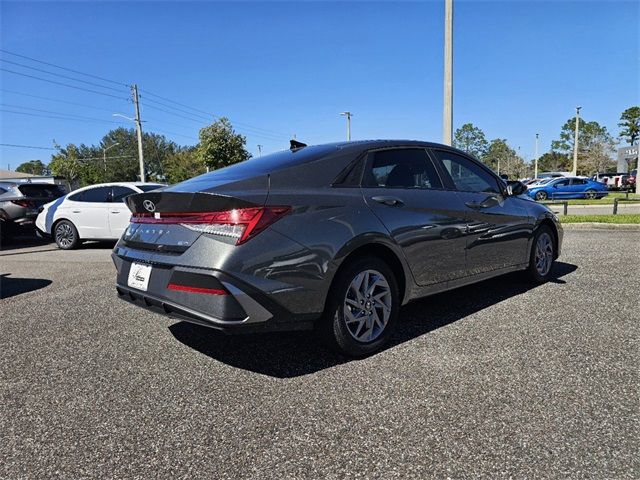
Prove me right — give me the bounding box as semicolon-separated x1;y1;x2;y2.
483;139;526;179
537;151;571;172
164;149;206;184
618;106;640;146
453;123;489;159
16;160;48;176
196;118;250;170
552;117;616;175
48;143;83;188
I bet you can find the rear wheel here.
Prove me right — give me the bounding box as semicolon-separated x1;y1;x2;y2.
320;257;400;357
535;191;547;201
524;226;555;283
585;189;597;199
54;220;80;250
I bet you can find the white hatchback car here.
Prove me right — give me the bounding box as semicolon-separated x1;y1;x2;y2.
36;182;165;249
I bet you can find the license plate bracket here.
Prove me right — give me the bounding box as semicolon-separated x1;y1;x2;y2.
127;262;152;291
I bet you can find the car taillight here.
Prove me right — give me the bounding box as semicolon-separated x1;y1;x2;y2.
131;206;291;245
11;200;34;208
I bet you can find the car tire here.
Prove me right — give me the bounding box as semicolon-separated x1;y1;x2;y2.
524;225;555;284
535;191;547;201
54;220;80;250
585;189;597;199
320;256;400;357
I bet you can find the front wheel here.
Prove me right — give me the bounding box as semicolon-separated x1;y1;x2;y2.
584;189;597;199
535;191;548;201
54;220;80;250
524;226;555;283
320;257;400;357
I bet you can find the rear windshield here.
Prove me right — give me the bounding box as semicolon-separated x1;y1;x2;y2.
18;184;66;198
137;184;165;192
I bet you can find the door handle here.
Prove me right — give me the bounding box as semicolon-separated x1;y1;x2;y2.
110;211;120;214
72;210;81;213
465;201;483;209
371;196;404;207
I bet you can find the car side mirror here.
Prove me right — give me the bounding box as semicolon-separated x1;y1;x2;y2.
507;181;527;196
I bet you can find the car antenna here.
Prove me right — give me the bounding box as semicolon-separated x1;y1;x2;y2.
290;139;307;150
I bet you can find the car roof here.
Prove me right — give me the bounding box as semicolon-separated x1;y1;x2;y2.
66;182;165;194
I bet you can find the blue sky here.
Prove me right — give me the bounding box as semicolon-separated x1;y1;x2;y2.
1;0;638;167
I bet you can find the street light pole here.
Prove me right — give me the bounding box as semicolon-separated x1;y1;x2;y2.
340;112;352;141
534;133;539;179
257;144;263;157
102;142;120;174
572;106;581;176
443;0;453;146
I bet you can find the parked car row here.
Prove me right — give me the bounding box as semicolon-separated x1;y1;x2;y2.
0;182;66;241
526;177;608;201
35;182;165;249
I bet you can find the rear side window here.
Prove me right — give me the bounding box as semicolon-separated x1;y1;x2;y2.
433;151;502;194
17;184;65;198
363;149;442;189
571;178;586;185
553;178;570;187
112;186;137;202
69;186;111;203
137;184;163;192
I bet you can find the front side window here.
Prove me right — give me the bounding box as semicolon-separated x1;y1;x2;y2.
363;149;442;189
434;151;502;194
553;178;570;187
571;178;586;185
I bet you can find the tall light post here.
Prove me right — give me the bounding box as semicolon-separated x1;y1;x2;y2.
572;106;581;176
257;144;263;157
534;133;539;179
340;112;353;141
102;142;120;174
443;0;453;146
113;113;145;182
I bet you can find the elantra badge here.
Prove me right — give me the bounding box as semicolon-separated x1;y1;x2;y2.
143;200;156;212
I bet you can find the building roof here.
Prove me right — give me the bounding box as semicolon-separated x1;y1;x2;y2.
0;169;36;179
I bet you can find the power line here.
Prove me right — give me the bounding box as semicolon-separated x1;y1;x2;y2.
1;103;124;123
0;89;118;113
0;143;56;150
0;48;129;87
139;89;291;138
0;58;128;94
0;68;129;101
0;109;128;125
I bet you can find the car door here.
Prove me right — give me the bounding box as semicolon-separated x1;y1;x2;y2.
362;148;468;286
66;186;112;238
568;178;587;197
430;149;531;276
549;178;570;199
109;186;137;238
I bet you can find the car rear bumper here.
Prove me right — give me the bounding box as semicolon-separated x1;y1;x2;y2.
112;253;316;333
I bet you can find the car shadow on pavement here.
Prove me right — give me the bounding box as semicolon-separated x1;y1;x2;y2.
0;234;51;252
0;273;52;299
169;261;578;378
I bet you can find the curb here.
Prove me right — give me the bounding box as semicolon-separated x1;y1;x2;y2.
561;222;640;231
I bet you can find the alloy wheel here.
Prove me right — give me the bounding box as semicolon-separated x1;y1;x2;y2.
585;189;596;199
534;232;553;277
342;269;392;343
56;223;75;248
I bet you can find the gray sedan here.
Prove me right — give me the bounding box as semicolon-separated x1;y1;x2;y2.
113;140;562;357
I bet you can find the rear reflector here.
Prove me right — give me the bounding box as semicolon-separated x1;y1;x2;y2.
167;283;228;295
131;206;290;245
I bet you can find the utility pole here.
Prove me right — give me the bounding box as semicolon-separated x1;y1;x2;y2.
443;0;453;146
131;84;146;182
340;112;353;141
533;133;540;178
257;144;263;157
572;106;581;176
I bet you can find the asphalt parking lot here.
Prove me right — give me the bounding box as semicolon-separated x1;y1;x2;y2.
1;231;638;479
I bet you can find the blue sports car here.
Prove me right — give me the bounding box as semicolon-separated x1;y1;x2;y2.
527;177;608;201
